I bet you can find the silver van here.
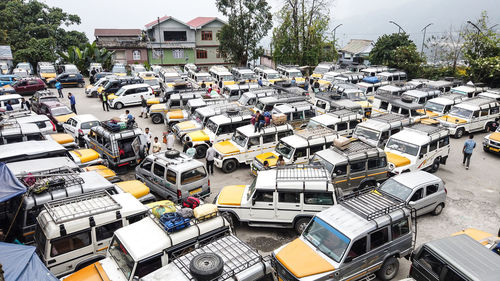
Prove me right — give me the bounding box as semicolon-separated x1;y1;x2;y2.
135;150;210;201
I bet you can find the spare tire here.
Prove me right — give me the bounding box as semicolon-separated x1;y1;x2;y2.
401;96;413;103
225;108;238;115
165;149;180;158
189;252;224;281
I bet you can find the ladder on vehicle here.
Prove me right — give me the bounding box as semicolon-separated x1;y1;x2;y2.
44;190;121;224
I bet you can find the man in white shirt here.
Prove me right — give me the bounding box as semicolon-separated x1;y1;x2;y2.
152;137;162;153
185;142;196;158
166;132;175;150
144;127;152;153
205;142;216;175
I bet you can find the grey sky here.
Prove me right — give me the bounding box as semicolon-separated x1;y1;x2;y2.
40;0;499;50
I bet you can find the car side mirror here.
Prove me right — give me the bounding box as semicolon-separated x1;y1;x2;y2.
410;252;415;261
344;256;353;263
331;173;337;179
252;197;256;205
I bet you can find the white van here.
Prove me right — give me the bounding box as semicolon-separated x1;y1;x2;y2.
419;93;468;118
213;123;294;173
0;94;23;110
361;66;389;76
253;66;285;86
377;71;407;83
450;84;488;98
353;113;413;147
35;191;149;277
209;65;236;87
107;83;154;109
438;97;500;138
385;123;450;175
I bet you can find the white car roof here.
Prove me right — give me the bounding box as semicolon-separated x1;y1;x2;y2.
426;97;455;106
392;171;441;189
15;114;50;123
255;168;332;191
0;140;65;161
72;114;100;123
122;83;150;90
0;94;22;101
6;156;78;176
389;129;431;146
236;124;292;137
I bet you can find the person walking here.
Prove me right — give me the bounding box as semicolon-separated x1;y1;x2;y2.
166;131;175;150
68;93;77;114
290;77;296;87
152;137;162;153
462;134;476;170
205;142;216;175
5;100;13;111
144;127;152;153
21;98;30;111
55;81;63;98
139;95;148;118
201;81;206;89
186;142;196;158
258;77;263;87
101;92;109;111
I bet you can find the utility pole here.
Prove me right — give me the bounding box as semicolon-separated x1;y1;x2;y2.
157;17;164;65
333;24;343;48
421;23;433;55
389;20;405;34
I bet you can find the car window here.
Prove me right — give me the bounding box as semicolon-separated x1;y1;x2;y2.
334;164;347;176
135;254;162;278
181;166;207;185
444;269;467;281
350;161;366;173
277;130;293;140
417;248;444;277
292;111;304;120
349;120;360;129
410;188;423;202
50;231;91;257
262;133;275;144
278;192;300;203
96;220;123;241
248;136;260;147
304;110;315;119
316;100;327;109
367;157;386;169
141;159;153;172
391;218;410;240
27;134;43;141
370;227;389;250
304;192;333;205
429;141;438;152
153;163;165;178
348;236;367;259
438;136;449;148
254;191;273;202
9;99;20;105
294;147;307;159
81;121;100;130
426;184;439;195
337;122;348;131
309;144;324;155
166;169;176;184
127;212;147;224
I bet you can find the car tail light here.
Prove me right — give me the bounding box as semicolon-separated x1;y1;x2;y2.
50;120;56;131
444;187;447;194
177;190;182;199
208;179;210;187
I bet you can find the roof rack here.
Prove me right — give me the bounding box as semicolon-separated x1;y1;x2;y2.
101;120;138;132
339;189;406;221
276;164;330;182
330;139;377;155
44;191;121;224
406;123;446;136
295;126;337;140
26;173;85;194
222;107;253;118
329;109;359;118
371;113;409;123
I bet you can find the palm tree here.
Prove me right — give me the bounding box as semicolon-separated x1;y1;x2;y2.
58;42;114;75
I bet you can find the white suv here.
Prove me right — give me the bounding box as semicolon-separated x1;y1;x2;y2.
63;114;100;139
108;83;154;109
215;165;337;234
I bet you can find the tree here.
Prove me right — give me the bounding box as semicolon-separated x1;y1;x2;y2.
216;0;273;66
0;0;88;66
272;0;337;66
58;42;114;75
462;11;500;86
425;25;464;74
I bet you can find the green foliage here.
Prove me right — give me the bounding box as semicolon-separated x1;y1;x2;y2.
58;42;114;75
143;61;151;71
272;0;337;66
216;0;273;66
0;0;88;65
462;11;500;86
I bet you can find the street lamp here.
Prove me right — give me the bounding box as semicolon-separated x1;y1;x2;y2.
421;23;433;54
389;20;405;34
467;20;481;34
333;24;343;47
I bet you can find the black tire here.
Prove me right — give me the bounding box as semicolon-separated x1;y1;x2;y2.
294;218;311;234
223;212;240;227
432;203;444;216
454;128;465;138
195;145;207;159
165;149;180;158
430;159;440;173
377;257;399;281
114;102;124;110
189;253;224;281
222;159;238;173
151;114;163;124
484;146;490;153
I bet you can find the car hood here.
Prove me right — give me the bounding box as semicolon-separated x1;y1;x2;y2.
385;151;411;167
311;73;323;78
54;113;76;123
176;121;198;131
276;238;335;278
69;148;100;163
48;133;74;144
116;180;151;199
255;152;279;167
187;130;210;142
166;110;185;119
62;261;111;281
150;103;166;111
217;185;247;206
489;132;500;142
40;73;56;79
107;94;118;100
438;115;467;124
214;141;240;154
147;97;162;105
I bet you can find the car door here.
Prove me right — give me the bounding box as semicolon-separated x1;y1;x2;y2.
340;236;370;279
411;247;445;281
63;118;76;135
249;190;275;221
123;88;135;105
292;147;308;164
275;191;301;223
348;160;367;190
245;135;261;164
47;230;94;274
421;184;442;215
151;162;168;198
408;187;425;215
138;159;155;189
15;81;28;94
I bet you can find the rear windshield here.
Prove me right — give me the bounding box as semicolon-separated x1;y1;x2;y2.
50;106;72;116
81;121;100;130
181;167;207;185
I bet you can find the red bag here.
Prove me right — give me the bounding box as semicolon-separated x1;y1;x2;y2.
251;116;256;125
182;196;200;209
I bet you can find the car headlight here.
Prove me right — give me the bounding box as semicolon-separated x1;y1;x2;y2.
483;138;489;144
388;162;396;171
216;153;223;160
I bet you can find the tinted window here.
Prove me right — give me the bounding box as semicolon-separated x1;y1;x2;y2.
370;227;389;249
348;237;367;259
472;110;479;117
166;169;177;184
417;248;444;277
81;121;100;130
254;191;273;202
292;111;304;120
278;130;293;140
50;231;91;257
438;136;449;147
334;164;347;176
262;133;275;144
349;120;360;129
491;106;499;114
309;144;324;155
278;192;300;203
170;100;181;107
380;101;389;110
304;110;315;119
316;100;327;109
368;157;386;169
153;163;165;178
294;147;307;159
141;159;152;172
217;124;232;135
391;218;410;240
4;136;23;143
426;184;439;195
350;161;366;173
135;255;162;278
444;269;466;281
127;212;147;224
480;109;489;116
27;134;43;141
429;141;438;152
410;188;423;201
96;220;123;241
304;192;333;205
181;167;207;184
337;122;347;131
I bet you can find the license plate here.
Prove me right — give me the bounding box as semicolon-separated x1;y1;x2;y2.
190;188;202;195
490;147;500;152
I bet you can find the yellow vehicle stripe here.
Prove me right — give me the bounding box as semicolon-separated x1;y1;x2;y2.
346;265;381;281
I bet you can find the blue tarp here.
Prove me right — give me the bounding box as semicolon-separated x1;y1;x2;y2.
0;162;26;203
362;76;380;84
0;242;58;281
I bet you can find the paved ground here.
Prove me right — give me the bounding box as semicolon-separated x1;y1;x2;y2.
61;81;500;280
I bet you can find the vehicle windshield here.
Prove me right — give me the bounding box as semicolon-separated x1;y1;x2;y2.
266;73;281;79
205;119;218;134
40;66;55;73
345;91;367;101
197;75;214;82
238;95;250;106
81;121;100;130
115;87;127;96
164;76;181;83
191;111;203;123
314;66;328;74
275;141;294;159
379;178;412;201
289;71;303;78
310;155;334;173
303;217;350;263
386;138;420;156
246;177;257;200
448;107;472;119
306;119;323;129
112;65;126;73
232;131;248;147
354;126;380;142
50;106;72;116
144;79;159;86
64;65;79;73
109;237;135;279
424;101;445;113
133;66;146;72
17;63;30;70
221;75;234;81
241;73;255;79
256;101;265;111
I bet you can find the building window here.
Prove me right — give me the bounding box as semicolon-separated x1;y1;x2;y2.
172;49;184;59
132;50;141;60
196;49;208;59
216;49;221;59
202;31;212;41
152;49;163;59
164;31;187;41
216;31;221;40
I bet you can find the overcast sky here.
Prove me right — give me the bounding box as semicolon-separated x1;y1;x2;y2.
40;0;499;49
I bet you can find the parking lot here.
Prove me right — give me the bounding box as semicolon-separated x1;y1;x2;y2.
60;80;500;280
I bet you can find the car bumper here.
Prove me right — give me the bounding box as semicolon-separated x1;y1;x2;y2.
483;143;500;153
214;158;223;168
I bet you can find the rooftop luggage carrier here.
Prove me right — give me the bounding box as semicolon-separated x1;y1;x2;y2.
331;138;379;156
22;171;85;194
406;123;447;136
101;119;138;132
295;126;337;140
339;189;406;221
276;164;330;182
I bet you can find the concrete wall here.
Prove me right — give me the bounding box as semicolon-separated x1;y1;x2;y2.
148;49;195;65
148;19;195;44
195;21;223;46
194;46;227;65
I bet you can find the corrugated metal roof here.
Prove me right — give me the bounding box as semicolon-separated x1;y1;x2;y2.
94;29;141;37
340;39;373;55
186;17;217;28
0;46;13;60
145;15;170;28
